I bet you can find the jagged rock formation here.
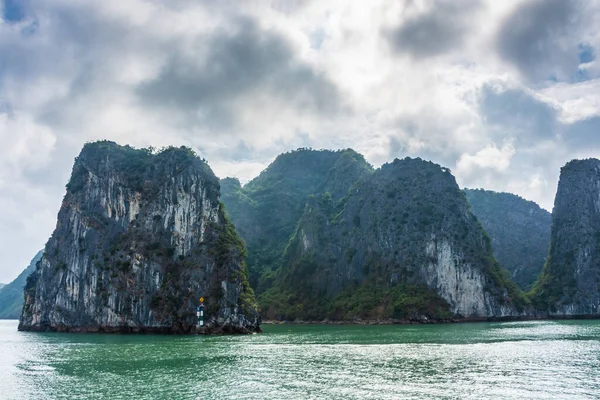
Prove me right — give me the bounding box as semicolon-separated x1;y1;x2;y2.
19;141;259;333
221;148;373;293
222;152;526;321
464;189;551;290
266;158;527;320
532;159;600;315
0;251;42;319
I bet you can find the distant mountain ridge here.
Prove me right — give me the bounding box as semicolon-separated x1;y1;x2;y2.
0;251;42;319
464;189;551;290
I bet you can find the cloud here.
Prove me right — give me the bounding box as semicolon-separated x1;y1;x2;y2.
0;112;58;282
496;0;582;82
456;142;516;176
0;113;56;174
540;78;600;123
0;0;599;281
387;0;482;58
456;80;600;210
562;116;600;152
137;17;342;131
479;83;559;144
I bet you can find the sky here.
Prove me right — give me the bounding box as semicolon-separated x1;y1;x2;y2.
0;0;599;282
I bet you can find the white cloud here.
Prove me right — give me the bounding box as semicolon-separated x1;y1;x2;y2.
541;79;600;123
0;0;599;280
0;113;56;177
456;142;516;175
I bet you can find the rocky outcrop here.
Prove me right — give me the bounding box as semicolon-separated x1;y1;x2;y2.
19;141;259;334
464;189;551;290
532;159;600;316
264;158;526;320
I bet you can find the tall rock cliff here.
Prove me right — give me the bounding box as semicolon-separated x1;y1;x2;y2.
464;189;551;290
19;141;259;333
221;148;373;293
532;159;600;315
262;158;526;321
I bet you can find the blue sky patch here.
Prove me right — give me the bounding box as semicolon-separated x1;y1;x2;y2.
578;43;595;64
3;0;25;22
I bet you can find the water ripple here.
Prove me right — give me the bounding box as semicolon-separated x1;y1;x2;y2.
1;320;600;399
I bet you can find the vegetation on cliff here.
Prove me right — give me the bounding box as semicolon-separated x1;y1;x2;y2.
265;159;527;320
0;251;42;319
261;281;453;321
223;152;527;320
220;148;373;294
530;159;600;314
464;189;551;290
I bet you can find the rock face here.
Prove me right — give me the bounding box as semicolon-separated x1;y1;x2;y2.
464;189;551;290
0;251;42;319
532;159;600;315
259;158;526;320
19;141;259;333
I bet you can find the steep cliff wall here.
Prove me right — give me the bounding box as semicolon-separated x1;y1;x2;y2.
464;189;551;290
19;141;259;333
532;159;600;316
264;158;526;320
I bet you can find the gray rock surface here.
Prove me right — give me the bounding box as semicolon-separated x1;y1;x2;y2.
532;159;600;315
19;141;259;333
267;158;526;320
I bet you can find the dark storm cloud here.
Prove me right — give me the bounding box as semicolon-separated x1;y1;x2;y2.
0;1;155;133
0;2;131;81
496;0;581;82
387;0;481;58
479;84;558;144
137;18;341;129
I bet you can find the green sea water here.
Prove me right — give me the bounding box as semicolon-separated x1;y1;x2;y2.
1;319;599;399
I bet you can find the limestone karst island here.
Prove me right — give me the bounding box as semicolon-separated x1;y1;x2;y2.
7;141;600;336
2;1;600;398
18;142;260;334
